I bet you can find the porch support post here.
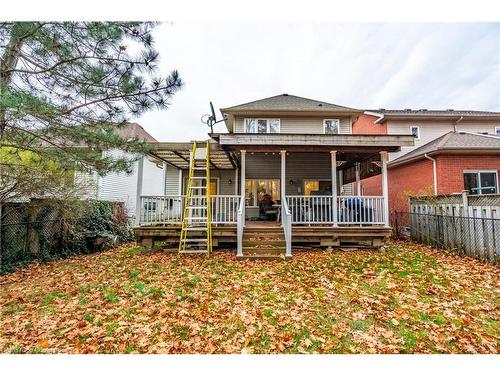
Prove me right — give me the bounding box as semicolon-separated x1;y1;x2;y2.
355;162;361;196
240;150;246;223
235;168;239;195
330;151;338;227
380;151;390;227
134;156;144;226
280;150;286;199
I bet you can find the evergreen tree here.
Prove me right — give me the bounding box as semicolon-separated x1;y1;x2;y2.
0;22;182;201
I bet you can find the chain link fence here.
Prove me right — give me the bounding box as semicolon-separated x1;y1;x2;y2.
392;211;500;264
0;199;132;274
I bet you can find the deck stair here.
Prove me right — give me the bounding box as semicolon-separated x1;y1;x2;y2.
178;141;213;256
240;227;286;259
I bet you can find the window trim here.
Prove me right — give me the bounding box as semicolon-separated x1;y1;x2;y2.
495;126;500;136
244;118;280;134
463;170;498;195
323;119;340;134
410;125;420;140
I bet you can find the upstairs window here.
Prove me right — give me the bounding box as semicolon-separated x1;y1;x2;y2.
464;171;498;195
324;119;340;134
244;118;280;133
411;126;420;139
495;127;500;136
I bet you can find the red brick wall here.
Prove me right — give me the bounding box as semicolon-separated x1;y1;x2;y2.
352;114;387;134
361;175;382;196
436;154;500;194
388;159;435;213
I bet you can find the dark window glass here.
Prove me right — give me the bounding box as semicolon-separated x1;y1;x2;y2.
479;172;497;194
464;173;478;194
464;172;498;195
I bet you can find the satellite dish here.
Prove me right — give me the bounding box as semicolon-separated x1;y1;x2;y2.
201;101;225;133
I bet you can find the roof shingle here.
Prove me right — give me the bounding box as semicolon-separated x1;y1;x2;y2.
221;94;359;113
391;131;500;166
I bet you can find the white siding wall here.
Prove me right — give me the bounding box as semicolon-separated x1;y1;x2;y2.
388;119;500;160
165;164;181;195
97;150;165;219
234;116;352;134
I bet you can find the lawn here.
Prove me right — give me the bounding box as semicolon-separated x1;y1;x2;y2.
0;241;498;354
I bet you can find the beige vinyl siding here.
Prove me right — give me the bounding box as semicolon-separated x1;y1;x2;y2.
388;119;500;161
234;116;352;134
165;164;180;195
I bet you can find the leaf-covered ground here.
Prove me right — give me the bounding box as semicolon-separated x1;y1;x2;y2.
0;241;498;354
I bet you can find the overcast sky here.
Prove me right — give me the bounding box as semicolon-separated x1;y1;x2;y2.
136;22;500;141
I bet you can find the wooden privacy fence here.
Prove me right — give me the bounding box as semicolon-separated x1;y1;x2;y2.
401;193;500;263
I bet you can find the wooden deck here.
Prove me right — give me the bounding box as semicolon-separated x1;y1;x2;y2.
133;222;391;251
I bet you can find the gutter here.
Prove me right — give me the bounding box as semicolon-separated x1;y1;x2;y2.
424;153;438;195
364;111;385;124
453;116;464;131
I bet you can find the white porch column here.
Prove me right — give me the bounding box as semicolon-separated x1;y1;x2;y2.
234;168;239;195
280;150;286;199
330;151;338;227
355;162;361;196
134;156;144;226
380;151;390;227
240;150;246;222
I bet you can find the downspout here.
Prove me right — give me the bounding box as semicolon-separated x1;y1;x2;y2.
453;116;464;132
424;154;438;195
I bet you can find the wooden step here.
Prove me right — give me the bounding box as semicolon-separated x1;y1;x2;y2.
242;239;285;247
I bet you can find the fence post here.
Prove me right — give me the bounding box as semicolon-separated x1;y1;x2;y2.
462;191;469;217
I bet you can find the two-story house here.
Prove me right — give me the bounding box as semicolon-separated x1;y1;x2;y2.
133;94;414;258
352;110;500;213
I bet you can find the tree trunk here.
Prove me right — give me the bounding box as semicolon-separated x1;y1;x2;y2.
0;22;41;137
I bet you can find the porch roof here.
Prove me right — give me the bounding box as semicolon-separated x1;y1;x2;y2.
147;141;238;170
210;133;415;152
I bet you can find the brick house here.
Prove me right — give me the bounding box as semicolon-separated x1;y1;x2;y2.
353;109;500;213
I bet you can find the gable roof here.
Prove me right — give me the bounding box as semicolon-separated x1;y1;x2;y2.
390;131;500;167
221;94;359;113
114;122;157;142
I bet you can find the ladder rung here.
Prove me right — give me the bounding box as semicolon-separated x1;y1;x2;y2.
193;167;207;170
187;206;207;209
189;186;206;189
191;176;206;179
179;250;209;254
185;217;207;220
181;238;208;242
184;227;208;231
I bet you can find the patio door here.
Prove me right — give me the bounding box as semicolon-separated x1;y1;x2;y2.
245;179;280;206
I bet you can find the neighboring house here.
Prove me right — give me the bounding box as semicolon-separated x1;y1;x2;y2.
78;123;166;221
134;94;415;258
385;132;500;213
352;110;500;212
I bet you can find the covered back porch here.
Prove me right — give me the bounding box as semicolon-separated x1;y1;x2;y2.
135;133;414;256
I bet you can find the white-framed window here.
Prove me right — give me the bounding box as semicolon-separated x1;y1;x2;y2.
323;119;340;134
410;126;420;139
244;118;280;133
495;127;500;136
464;170;498;195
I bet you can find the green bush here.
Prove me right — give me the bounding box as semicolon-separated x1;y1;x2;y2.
0;199;133;274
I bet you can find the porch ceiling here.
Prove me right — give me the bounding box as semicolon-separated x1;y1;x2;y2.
147;141;238;169
211;133;415;152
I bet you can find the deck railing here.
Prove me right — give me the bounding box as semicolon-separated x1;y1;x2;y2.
281;194;292;256
139;195;240;226
285;195;385;225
